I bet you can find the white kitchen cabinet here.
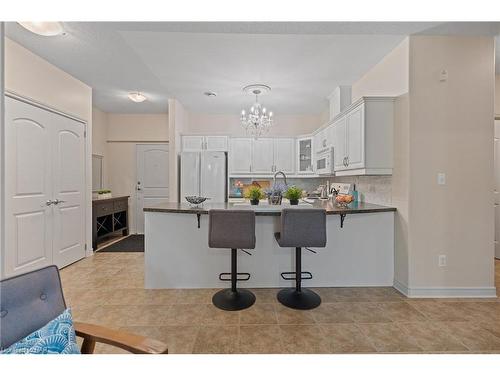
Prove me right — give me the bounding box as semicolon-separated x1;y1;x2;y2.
332;97;394;176
182;135;228;151
333;116;347;171
252;138;275;173
229;138;253;174
297;137;314;174
182;135;205;151
274;138;295;174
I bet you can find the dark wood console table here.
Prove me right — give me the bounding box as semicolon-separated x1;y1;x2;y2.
92;196;129;250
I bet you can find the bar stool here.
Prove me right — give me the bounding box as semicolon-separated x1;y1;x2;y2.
275;208;326;310
208;209;256;311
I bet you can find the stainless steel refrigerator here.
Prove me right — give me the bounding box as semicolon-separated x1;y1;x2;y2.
180;151;227;202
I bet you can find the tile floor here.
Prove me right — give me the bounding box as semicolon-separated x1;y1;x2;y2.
60;253;500;354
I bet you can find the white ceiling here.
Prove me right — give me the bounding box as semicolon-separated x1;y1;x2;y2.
5;22;500;114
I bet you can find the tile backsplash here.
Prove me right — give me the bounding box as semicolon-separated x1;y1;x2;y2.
229;175;392;205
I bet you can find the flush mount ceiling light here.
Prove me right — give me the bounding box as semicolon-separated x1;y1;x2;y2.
240;84;273;138
128;92;147;103
204;91;217;97
18;22;65;36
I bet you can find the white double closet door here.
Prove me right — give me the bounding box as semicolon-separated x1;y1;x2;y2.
4;96;86;277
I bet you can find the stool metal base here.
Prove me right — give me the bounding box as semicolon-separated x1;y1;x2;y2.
277;288;321;310
212;288;256;311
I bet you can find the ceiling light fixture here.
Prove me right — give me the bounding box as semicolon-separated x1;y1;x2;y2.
18;22;65;36
240;84;273;138
128;92;147;103
204;91;217;97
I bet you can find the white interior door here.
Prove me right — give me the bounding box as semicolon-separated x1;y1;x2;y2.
136;144;169;234
4;96;86;277
494;120;500;259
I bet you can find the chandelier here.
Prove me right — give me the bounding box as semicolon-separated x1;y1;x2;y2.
240;84;273;138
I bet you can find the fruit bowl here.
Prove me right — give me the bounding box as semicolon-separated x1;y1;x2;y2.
335;194;354;208
185;196;209;206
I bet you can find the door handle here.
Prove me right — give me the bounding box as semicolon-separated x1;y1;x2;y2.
53;199;66;205
43;200;55;207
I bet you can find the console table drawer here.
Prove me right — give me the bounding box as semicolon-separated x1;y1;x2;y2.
95;202;114;216
114;200;128;212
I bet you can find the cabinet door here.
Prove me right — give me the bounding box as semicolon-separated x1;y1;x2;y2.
182;136;204;151
252;138;275;173
346;104;365;170
205;136;228;151
326;124;335;149
297;137;314;173
274;138;295;174
229;138;253;174
334;117;347;171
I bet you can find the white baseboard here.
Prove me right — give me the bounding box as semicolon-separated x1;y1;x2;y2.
393;280;497;298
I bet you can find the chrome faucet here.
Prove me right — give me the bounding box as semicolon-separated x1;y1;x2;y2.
273;170;287;187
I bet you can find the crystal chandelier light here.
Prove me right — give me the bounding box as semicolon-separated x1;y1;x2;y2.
240;84;273;138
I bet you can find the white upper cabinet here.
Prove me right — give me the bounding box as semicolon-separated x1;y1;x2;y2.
274;138;295;174
182;135;205;151
332;97;394;176
333;117;347;171
229;138;253;174
252;138;274;173
205;136;228;151
182;135;228;151
229;137;295;175
297;137;314;174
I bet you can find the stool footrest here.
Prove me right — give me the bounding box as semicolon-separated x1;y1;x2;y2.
219;272;251;282
280;271;313;281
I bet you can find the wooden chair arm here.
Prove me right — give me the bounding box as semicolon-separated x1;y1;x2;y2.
74;321;168;354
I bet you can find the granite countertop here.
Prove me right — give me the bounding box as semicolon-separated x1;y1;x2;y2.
144;200;396;216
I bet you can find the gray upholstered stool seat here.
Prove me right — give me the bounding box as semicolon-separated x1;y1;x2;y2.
208;209;256;311
275;208;326;310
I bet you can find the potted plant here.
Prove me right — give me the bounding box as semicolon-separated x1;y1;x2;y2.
97;189;112;200
246;186;265;205
284;186;303;205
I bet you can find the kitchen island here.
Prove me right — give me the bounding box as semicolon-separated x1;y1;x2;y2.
144;201;396;289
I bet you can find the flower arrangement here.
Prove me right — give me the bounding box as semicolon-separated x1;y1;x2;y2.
283;186;303;205
245;186;265;205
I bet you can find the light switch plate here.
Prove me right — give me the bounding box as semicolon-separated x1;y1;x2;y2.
437;173;446;185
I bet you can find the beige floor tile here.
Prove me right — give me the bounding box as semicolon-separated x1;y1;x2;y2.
319;323;377;353
119;325;199;354
164;304;207;325
250;288;280;304
311;303;354;323
239;303;277;324
375;302;427;322
102;288;178;306
176;289;215;304
436;322;500;351
193;325;240;354
201;304;240;325
338;302;393;323
279;325;330;354
275;304;316;324
357;323;423;353
407;301;472;322
239;325;284;353
125;305;171;326
396;321;469;352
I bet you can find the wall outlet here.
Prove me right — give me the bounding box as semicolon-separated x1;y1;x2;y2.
438;255;447;267
437;173;446;185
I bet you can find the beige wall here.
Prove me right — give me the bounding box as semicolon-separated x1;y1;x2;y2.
496;75;500;117
107;113;168;142
4;37;94;255
408;36;495;291
351;38;409;102
186;113;323;136
168;99;188;203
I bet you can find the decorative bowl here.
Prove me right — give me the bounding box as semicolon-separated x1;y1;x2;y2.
185;196;209;205
335;194;354;208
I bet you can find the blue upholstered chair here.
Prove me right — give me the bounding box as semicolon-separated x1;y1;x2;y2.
0;265;168;354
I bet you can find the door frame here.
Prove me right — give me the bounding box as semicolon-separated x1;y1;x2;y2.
3;91;90;276
135;143;169;234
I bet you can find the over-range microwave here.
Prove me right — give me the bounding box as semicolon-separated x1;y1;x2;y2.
316;147;334;175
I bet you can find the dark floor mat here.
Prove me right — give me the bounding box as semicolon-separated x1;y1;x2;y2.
98;235;144;252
